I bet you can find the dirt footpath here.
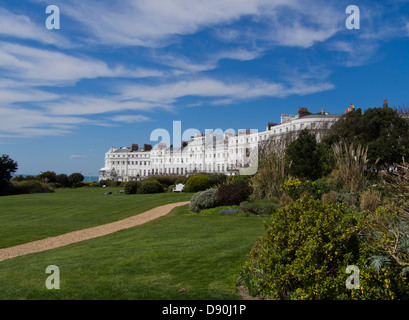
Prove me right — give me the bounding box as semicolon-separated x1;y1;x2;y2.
0;201;190;262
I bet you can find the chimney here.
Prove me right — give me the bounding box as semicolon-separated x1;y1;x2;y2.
131;144;139;152
297;107;310;117
345;103;355;114
383;99;388;108
143;144;152;152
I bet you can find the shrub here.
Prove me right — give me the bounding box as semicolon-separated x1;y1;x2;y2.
55;174;69;187
331;143;369;193
199;205;242;215
280;178;326;200
48;182;63;189
11;180;54;194
227;175;250;186
356;206;409;299
322;191;337;204
137;180;164;194
240;200;279;215
68;172;85;187
336;192;358;208
360;189;381;212
0;181;13;196
251;149;287;199
240;197;360;300
216;184;253;206
279;193;293;206
125;181;140;194
189;188;219;213
185;175;211;192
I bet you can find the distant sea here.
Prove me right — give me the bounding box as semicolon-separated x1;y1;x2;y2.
15;174;99;182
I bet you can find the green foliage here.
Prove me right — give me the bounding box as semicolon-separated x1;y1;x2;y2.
124;181;140;194
216;183;253;206
227;175;250;186
68;173;85;187
189;188;219;213
239;200;279;215
147;175;185;188
0;154;18;182
137;179;164;194
251;149;287;200
323;106;409;169
199;205;242;215
36;171;57;183
240;197;360;300
331;143;369;193
336;191;359;208
285;129;322;180
280;178;324;200
55;174;69;187
11;180;55;194
185;175;212;192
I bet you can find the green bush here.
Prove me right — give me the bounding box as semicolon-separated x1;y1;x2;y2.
240;200;279;215
189;188;219;213
240;197;360;300
233;175;251;185
185;175;211;193
124;181;140;194
48;182;63;189
137;179;164;194
0;181;13;196
149;175;186;188
337;192;358;208
199;205;242;215
216;183;253;206
11;181;54;194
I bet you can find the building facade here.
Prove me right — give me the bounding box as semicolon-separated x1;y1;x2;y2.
99;107;343;182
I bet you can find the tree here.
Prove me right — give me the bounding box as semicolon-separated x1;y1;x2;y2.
68;173;84;187
36;171;57;183
322;106;409;169
55;174;69;187
0;154;18;182
285;129;322;180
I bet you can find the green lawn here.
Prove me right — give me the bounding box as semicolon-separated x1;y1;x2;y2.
0;188;265;299
0;187;193;248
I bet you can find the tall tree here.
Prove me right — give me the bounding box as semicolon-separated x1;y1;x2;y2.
322;106;409;169
285;129;322;180
0;154;18;182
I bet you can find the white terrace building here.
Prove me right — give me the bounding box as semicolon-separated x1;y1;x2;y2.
99;107;344;182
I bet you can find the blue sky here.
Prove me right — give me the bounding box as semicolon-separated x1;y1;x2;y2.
1;0;409;176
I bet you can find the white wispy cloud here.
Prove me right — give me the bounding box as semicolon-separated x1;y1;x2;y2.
70;155;88;159
0;42;163;86
60;0;264;47
110;115;151;123
0;7;71;48
118;77;333;106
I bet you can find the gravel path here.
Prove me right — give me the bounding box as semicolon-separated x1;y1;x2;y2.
0;201;190;263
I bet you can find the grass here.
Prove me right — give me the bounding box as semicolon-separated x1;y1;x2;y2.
0;187;193;248
0;187;265;299
0;204;265;300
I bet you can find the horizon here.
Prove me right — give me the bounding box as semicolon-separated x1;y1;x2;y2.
1;1;408;176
